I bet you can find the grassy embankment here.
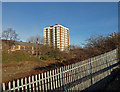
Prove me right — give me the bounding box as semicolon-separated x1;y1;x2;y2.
2;43;59;82
2;50;42;62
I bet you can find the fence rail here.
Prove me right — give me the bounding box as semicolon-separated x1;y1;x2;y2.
2;49;119;91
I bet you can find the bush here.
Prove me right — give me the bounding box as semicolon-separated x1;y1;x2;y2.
60;57;64;60
55;62;64;67
40;55;49;60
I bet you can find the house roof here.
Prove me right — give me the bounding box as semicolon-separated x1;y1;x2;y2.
2;39;42;47
14;41;42;47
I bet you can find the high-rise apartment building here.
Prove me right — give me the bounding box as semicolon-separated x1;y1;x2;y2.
44;24;69;51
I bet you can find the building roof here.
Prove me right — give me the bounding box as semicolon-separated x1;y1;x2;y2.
2;39;42;47
44;24;69;30
14;41;41;47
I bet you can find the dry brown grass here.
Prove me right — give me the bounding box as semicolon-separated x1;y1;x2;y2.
2;60;58;83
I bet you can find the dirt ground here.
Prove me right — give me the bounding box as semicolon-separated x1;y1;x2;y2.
2;60;57;83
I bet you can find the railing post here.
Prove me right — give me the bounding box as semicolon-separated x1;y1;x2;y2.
89;58;93;85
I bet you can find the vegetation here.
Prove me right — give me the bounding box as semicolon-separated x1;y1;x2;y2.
2;28;19;48
2;30;120;82
2;49;42;63
2;31;120;64
68;32;120;60
2;42;42;62
27;35;44;44
84;32;120;57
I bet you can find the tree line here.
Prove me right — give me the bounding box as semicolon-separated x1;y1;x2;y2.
68;32;120;62
2;28;44;48
2;28;120;63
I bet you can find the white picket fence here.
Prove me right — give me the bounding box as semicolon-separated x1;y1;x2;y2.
2;49;119;91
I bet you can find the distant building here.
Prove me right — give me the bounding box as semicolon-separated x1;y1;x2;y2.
44;24;69;51
6;40;41;56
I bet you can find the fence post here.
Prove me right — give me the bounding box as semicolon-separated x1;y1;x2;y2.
106;53;111;75
106;54;109;75
47;71;50;90
32;75;35;91
8;81;11;91
2;83;5;91
60;67;62;90
57;68;60;88
44;72;47;91
13;80;15;91
28;76;31;91
61;67;65;91
41;73;44;91
25;77;28;92
21;78;24;91
17;79;20;91
89;58;93;85
50;70;53;91
52;69;55;90
55;69;58;89
35;75;38;91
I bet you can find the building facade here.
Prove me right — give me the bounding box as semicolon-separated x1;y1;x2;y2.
44;24;69;51
7;41;41;56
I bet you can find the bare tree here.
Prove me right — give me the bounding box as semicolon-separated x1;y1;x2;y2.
27;35;44;57
2;28;19;46
2;28;19;40
27;36;35;43
2;30;9;40
35;35;41;44
8;28;19;41
84;32;120;57
27;35;44;44
40;37;44;44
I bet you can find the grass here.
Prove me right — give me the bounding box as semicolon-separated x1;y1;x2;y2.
2;50;42;62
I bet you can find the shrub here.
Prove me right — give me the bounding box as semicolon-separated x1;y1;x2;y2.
60;57;64;60
40;55;49;60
